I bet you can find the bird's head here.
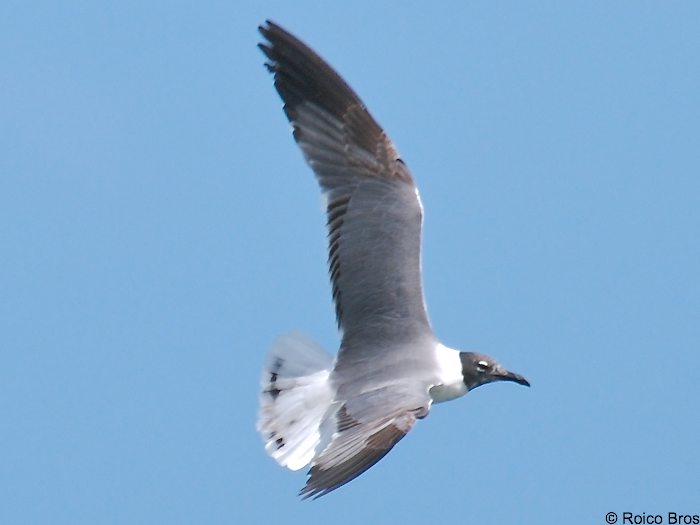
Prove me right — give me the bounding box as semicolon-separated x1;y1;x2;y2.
459;352;530;391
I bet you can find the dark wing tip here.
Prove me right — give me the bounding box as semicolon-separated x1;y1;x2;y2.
256;20;415;182
258;19;278;34
257;20;288;54
256;20;367;121
258;19;306;49
257;19;275;38
298;420;409;500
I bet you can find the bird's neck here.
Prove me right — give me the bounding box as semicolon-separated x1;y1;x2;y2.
429;343;468;403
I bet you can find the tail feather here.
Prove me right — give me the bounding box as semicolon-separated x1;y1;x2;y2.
257;332;335;471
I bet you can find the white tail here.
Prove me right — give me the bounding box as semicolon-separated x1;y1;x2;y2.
256;332;335;471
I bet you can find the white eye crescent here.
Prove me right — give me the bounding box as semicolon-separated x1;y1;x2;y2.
476;360;489;373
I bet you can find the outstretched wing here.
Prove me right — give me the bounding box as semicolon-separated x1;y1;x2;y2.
259;21;433;345
300;386;431;499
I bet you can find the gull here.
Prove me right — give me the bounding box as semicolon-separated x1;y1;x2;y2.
256;20;530;499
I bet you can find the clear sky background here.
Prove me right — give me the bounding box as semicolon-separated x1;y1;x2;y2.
2;1;699;523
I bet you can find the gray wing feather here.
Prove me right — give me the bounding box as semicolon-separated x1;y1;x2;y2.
300;385;431;499
259;22;434;352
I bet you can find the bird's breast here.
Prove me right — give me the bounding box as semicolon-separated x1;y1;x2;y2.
429;343;467;404
429;380;467;403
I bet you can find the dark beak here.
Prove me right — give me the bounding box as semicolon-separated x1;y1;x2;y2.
497;369;530;387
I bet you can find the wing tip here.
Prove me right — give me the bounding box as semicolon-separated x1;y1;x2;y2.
295;412;415;500
257;19;276;37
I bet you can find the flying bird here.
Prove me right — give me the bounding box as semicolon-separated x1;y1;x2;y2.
256;20;530;499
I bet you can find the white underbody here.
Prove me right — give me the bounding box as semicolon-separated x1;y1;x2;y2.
257;334;466;471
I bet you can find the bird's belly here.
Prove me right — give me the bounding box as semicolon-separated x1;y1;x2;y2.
429;381;467;404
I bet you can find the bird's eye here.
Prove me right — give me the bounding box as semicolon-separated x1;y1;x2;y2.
476;360;490;373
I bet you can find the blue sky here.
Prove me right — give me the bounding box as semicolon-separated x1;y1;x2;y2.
2;1;699;523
